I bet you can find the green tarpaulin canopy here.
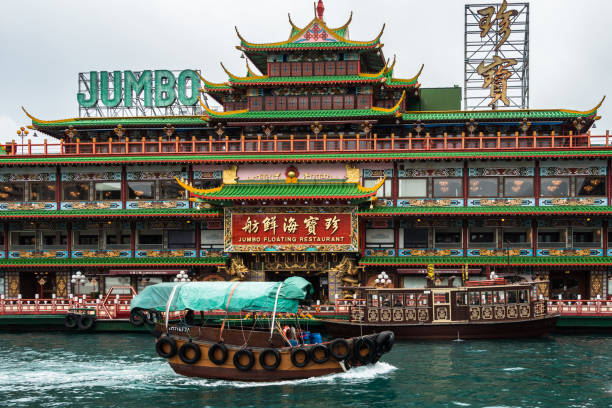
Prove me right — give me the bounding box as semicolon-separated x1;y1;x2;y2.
130;277;313;314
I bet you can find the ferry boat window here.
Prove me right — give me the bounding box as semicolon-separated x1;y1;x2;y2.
573;229;601;247
62;182;90;201
434;229;461;246
368;293;379;307
392;294;404;307
576;176;605;196
507;290;518;303
29;182;56;201
0;182;25;201
417;293;428;306
128;181;155;200
494;291;505;304
104;276;132;295
10;231;35;247
363;178;392;198
399;179;427;197
468;177;498;197
433;293;449;304
456;292;467;306
433;178;462;197
469;229;496;245
537;229;566;248
94;182;121;201
168;230;195;249
160;181;185;200
405;293;416;306
469;292;480;305
504;177;534;197
403;228;428;248
379;293;391;307
481;291;493;305
540;177;569;197
503;229;531;245
519;290;529;303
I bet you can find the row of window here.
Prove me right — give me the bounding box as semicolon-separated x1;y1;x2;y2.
366;227;603;248
267;61;360;77
0;180;221;202
6;229;223;249
363;176;606;198
247;94;371;111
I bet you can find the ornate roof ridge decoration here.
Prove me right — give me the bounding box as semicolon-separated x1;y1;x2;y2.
558;95;605;116
174;175;385;201
371;90;406;113
199;96;248;117
245;60;261;78
358;255;612;266
288;11;354;38
386;64;424;87
196;72;231;91
235;17;384;49
220;62;266;81
23;106;208;127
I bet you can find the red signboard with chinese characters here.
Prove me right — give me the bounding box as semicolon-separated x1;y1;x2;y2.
225;209;357;252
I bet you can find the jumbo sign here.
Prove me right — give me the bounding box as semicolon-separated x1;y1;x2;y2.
77;69;200;108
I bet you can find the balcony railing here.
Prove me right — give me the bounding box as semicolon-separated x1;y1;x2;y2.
3;132;611;157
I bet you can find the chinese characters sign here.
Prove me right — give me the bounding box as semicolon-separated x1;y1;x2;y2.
225;209;357;252
477;0;517;51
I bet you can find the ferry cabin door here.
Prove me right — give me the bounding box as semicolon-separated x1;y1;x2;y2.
452;291;469;321
432;289;452;322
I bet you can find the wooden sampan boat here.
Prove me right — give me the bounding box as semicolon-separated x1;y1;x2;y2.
131;277;394;381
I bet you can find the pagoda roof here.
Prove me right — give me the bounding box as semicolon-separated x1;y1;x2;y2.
0;208;220;219
358;255;612;267
357;205;612;217
175;176;385;202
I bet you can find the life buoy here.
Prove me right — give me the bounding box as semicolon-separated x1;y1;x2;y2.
329;338;351;361
64;314;77;329
178;341;201;364
310;344;330;364
233;349;255;371
77;314;95;331
208;343;228;365
259;348;281;371
353;337;376;364
156;336;177;359
376;331;395;354
130;309;145;326
290;347;310;368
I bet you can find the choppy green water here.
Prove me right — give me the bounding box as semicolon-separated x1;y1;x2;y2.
0;333;610;408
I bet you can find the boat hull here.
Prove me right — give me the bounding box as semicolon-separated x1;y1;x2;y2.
322;315;559;340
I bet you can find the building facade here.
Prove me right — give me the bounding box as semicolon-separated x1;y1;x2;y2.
1;4;611;302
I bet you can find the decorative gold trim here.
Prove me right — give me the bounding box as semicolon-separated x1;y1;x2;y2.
195;72;230;88
372;91;406;113
391;64;424;84
345;165;360;183
559;96;605;115
175;176;223;195
22;107;75;124
359;59;389;78
245;60;261;77
198;97;249;117
222;165;238;184
221;61;267;81
357;177;386;193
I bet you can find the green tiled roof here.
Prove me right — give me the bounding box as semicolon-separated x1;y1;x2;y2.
227;74;385;86
0;208;220;218
359;256;612;266
358;206;612;216
32;116;207;129
402;109;592;121
0;256;226;268
241;40;379;50
189;182;378;201
207;108;396;120
2;150;612;167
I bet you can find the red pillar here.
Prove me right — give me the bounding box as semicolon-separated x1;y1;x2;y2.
603;219;608;257
195;221;201;257
121;165;127;209
55;166;61;207
67;222;72;257
130;222;136;258
463;161;469;206
532;219;538;257
534;160;540;206
462;219;468;257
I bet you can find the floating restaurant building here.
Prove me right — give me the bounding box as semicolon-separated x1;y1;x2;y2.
1;2;611;303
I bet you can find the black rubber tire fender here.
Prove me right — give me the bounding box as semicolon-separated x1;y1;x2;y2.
310;344;330;364
259;348;281;371
329;338;351;360
290;347;310;368
77;314;95;331
353;337;376;364
64;314;77;329
178;341;202;364
208;343;228;365
376;331;395;354
156;336;178;359
130;309;145;327
144;310;159;326
233;349;255;371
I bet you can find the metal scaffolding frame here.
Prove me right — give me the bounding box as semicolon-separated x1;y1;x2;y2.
78;70;204;118
464;2;529;110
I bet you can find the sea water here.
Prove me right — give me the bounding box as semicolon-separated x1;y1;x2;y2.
0;332;610;408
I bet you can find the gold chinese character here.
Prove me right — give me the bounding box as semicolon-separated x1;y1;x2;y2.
303;216;319;236
477;0;518;51
325;216;340;235
262;216;278;234
476;55;517;107
241;216;259;234
283;217;298;234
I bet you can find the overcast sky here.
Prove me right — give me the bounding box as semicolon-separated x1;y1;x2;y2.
1;0;611;145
